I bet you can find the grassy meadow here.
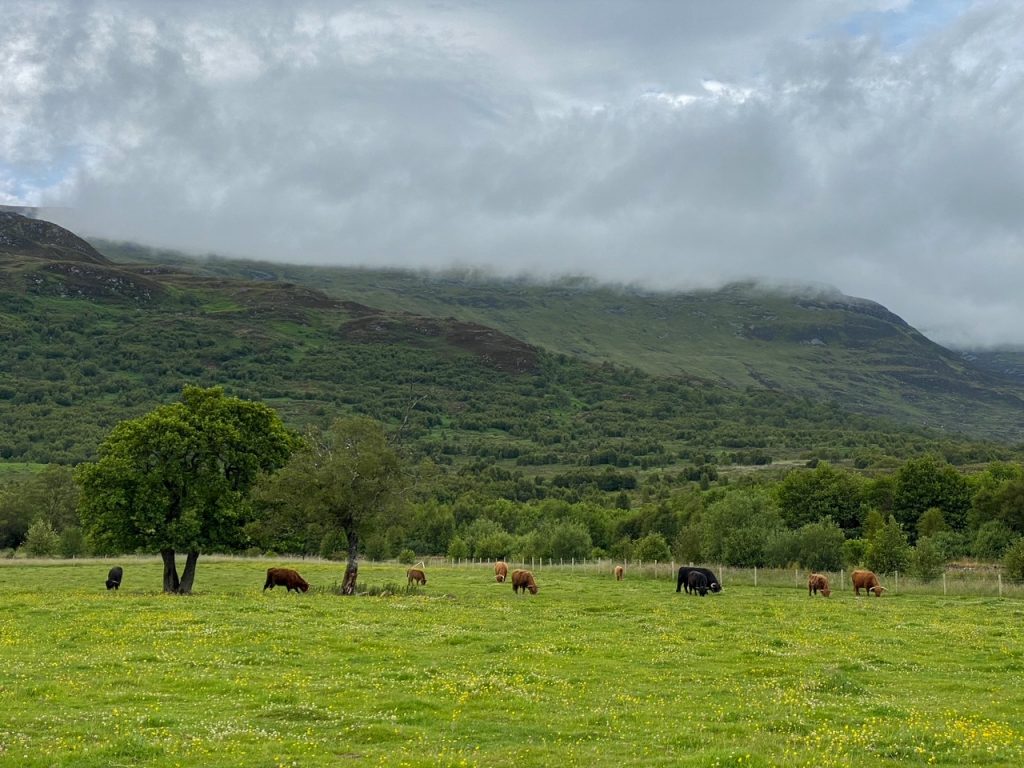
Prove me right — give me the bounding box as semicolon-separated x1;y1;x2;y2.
1;558;1022;767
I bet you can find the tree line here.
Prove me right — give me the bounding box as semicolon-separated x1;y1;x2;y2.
5;387;1024;591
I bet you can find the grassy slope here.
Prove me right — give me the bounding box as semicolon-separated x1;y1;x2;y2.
9;226;1016;472
94;242;1024;443
1;559;1022;767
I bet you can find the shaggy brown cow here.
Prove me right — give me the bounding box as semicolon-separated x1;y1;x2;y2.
852;569;886;597
263;567;309;593
614;565;625;581
808;573;831;597
495;561;509;583
511;569;538;595
407;568;427;586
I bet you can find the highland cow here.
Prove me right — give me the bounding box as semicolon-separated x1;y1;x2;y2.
808;573;831;597
105;566;123;591
852;569;886;597
495;561;509;583
511;569;538;595
263;567;309;593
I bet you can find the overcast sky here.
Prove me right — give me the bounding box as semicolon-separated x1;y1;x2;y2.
2;0;1021;348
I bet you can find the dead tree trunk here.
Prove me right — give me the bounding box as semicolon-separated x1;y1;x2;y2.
341;533;359;595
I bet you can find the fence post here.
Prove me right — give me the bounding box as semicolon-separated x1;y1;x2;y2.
795;568;799;587
754;566;757;587
840;569;844;591
943;572;947;596
895;570;899;594
999;573;1003;597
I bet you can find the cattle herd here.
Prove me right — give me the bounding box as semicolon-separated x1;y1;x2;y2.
99;563;889;599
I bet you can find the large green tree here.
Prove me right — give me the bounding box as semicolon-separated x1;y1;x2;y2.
76;386;293;593
257;416;405;595
775;462;865;532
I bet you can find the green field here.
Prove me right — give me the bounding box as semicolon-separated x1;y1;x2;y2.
1;559;1022;767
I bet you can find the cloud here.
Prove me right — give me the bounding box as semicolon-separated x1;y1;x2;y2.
1;0;1022;347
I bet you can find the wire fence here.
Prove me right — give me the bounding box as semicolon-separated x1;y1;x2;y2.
435;557;1024;598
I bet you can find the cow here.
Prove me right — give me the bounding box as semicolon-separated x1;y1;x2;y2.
494;561;509;583
105;565;123;591
511;569;539;595
676;566;722;594
263;567;309;593
407;568;427;586
614;565;625;581
852;569;886;597
808;573;831;597
687;570;709;596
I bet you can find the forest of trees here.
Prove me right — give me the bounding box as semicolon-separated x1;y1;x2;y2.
5;388;1024;583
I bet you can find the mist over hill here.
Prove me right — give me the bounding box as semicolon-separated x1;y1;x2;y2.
93;235;1024;445
2;212;1023;473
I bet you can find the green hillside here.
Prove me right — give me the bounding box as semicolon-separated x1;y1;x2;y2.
95;238;1024;444
1;212;1019;475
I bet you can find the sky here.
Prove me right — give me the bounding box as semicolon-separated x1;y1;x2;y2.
2;0;1021;348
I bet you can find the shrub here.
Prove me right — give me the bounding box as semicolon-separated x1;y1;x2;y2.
319;530;348;561
973;521;1014;561
795;518;845;571
447;537;470;560
58;527;87;558
1002;538;1024;582
866;516;910;574
909;537;946;581
397;548;416;565
841;538;868;568
634;532;671;563
22;520;60;558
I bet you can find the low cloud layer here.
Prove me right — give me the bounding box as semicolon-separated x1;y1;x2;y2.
2;0;1022;348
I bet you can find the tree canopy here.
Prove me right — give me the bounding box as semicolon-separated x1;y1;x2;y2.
256;416;405;594
76;386;293;593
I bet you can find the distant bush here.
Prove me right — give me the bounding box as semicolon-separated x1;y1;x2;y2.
22;520;59;558
397;549;416;565
909;537;946;581
1002;539;1024;582
973;521;1014;561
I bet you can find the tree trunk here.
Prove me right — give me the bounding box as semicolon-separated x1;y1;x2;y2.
177;551;200;594
341;532;359;595
161;549;180;593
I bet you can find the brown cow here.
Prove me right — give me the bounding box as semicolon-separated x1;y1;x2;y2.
407;568;427;586
494;561;509;583
808;573;831;597
511;569;538;595
263;567;309;593
614;565;625;581
852;569;886;597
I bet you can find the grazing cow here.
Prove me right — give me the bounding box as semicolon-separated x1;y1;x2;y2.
687;570;709;596
407;568;427;586
676;566;722;594
808;573;831;597
852;569;886;597
614;565;625;581
495;561;509;583
105;565;123;591
263;567;309;593
511;569;539;595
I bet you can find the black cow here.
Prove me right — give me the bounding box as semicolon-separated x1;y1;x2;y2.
687;570;709;596
105;566;123;590
676;566;721;594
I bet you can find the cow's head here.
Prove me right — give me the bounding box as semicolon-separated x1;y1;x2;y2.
528;584;538;594
872;585;886;596
710;582;721;592
821;587;831;597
